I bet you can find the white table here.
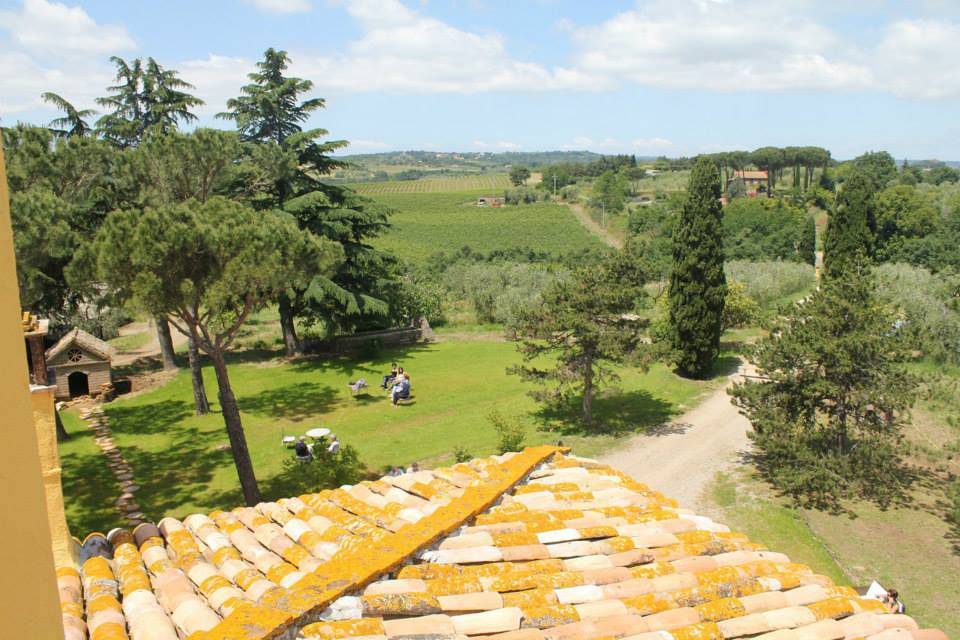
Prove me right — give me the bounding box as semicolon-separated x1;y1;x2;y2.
305;427;331;439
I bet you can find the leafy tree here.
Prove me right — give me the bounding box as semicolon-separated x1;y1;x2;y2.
41;92;96;138
823;170;876;275
91;197;342;505
538;165;575;194
135;129;244;413
509;165;531;186
592;170;629;213
723;197;807;263
925;165;960;186
668;157;726;377
730;261;917;509
851;151;898;190
873;184;939;263
510;248;650;425
96;56;204;148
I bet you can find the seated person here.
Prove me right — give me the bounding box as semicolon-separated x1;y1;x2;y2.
391;373;411;406
327;435;340;455
885;589;904;614
294;437;312;461
381;363;399;389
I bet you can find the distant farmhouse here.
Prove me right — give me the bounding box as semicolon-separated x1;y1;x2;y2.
476;195;504;207
729;169;769;197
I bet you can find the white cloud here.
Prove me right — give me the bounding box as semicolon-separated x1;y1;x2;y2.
244;0;312;13
284;0;605;93
873;19;960;99
569;0;871;93
632;137;673;150
0;0;134;56
473;140;521;149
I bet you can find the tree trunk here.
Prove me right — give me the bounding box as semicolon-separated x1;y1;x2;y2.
188;336;210;416
582;358;594;425
155;315;177;371
278;294;301;357
55;410;68;441
209;349;261;506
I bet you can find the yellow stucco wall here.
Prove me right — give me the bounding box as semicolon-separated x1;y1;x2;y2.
0;135;65;637
32;384;77;567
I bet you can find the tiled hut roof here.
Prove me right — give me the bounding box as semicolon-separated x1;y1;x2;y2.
55;448;946;640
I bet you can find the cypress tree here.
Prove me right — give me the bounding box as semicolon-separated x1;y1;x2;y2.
823;170;876;276
798;214;817;266
669;157;727;377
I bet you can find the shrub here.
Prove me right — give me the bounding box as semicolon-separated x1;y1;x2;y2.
723;197;808;263
442;262;567;327
488;409;526;454
503;187;544;205
269;444;364;497
723;281;762;329
724;261;815;307
453;445;473;463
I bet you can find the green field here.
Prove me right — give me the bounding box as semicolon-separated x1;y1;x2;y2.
370;192;602;263
58;338;713;534
348;174;512;194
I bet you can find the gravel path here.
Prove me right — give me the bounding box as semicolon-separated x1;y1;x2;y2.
599;362;754;510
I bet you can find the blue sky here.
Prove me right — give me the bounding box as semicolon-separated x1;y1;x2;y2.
1;0;958;159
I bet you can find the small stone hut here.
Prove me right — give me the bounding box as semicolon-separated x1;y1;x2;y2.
45;328;113;399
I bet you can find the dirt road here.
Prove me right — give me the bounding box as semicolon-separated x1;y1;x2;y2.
599;362;754;510
567;203;623;249
112;319;190;367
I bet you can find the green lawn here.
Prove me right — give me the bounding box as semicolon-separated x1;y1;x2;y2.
370;192;603;264
59;338;713;534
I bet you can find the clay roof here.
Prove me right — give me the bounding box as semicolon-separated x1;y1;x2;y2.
55;447;945;640
731;170;768;180
46;328;113;363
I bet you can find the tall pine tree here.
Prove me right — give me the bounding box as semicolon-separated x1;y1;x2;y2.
220;48;394;354
823;170;876;276
669;157;727;377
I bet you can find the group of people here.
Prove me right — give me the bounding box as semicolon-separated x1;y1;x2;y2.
386;462;420;476
293;433;339;462
884;588;905;614
380;362;411;406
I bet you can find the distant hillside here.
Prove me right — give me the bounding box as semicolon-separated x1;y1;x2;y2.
339;150;606;168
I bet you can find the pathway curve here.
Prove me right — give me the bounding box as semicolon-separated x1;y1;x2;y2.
566;203;623;249
599;362;754;510
112;319;190;367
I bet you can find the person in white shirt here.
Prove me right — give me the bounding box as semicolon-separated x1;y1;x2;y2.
327;435;340;455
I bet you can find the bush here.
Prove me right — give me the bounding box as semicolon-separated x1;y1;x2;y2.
442;262;567;327
503;187;544;205
268;444;364;497
453;445;473;463
723;197;809;263
723;281;761;329
874;263;960;363
724;261;815;307
488;409;526;454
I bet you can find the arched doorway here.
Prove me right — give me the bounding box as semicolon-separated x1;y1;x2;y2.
67;371;89;398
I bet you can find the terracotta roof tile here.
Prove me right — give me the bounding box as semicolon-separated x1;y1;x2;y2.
55;449;945;640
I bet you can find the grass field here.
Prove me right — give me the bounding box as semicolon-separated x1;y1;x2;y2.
108;331;151;352
59;338;714;534
370;192;603;263
348;174;512;194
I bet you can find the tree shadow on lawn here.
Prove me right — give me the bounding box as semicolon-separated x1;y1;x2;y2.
238;382;338;421
533;389;676;437
106;399;194;436
61;446;123;534
119;425;234;525
287;342;439;378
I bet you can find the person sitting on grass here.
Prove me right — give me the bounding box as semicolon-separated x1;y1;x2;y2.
294;436;312;461
885;588;905;614
381;363;399;389
391;372;411;406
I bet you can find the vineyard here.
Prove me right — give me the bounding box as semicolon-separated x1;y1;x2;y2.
370;192;603;263
347;173;512;194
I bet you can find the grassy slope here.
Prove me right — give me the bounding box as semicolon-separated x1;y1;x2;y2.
370;192;603;264
59;339;712;534
348;174;511;194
